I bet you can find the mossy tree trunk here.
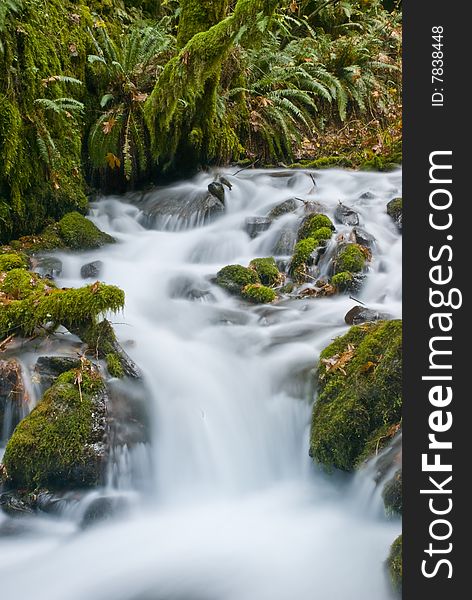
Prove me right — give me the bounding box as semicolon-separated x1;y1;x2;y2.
144;0;281;172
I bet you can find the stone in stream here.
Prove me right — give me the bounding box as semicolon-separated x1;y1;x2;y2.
272;228;297;256
245;216;272;239
344;305;392;325
334;201;360;226
0;359;29;443
34;356;82;392
207;181;225;205
80;495;128;529
351;227;376;248
268;198;303;219
387;197;402;231
80;260;103;279
32;256;63;280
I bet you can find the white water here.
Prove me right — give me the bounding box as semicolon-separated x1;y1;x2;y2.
0;168;402;599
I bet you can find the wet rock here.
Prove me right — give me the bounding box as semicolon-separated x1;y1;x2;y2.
334;202;360;226
344;305;392;325
387;198;402;231
33;256;63;279
387;535;402;594
80;495;128;529
107;378;151;446
218;176;232;190
272;228;297;256
0;359;29;444
359;191;375;199
382;468;402;516
168;275;214;302
245;217;272;239
34;356;82;392
208;181;225;205
268;198;302;219
0;491;35;517
303;200;327;215
351;227;376;248
80;260;103;279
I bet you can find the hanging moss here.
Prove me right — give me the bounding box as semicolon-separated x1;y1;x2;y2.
106;352;125;379
249;257;282;287
387;535;402;594
2;364;108;490
241;283;277;304
309;320;402;471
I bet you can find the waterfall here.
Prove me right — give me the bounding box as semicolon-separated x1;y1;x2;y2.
0;168;402;600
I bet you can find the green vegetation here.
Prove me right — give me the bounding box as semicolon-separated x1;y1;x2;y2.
310;320;402;471
249;257;282;287
215;264;259;294
2;364;107;490
289;213;335;283
387;535;402;594
331;271;354;292
56;211;115;249
383;469;402;516
1;1;401;241
106;352;125;378
241;283;277;304
0;252;28;271
334;244;366;275
297;215;334;241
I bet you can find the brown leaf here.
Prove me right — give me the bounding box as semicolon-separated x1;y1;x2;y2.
105;153;121;169
321;344;356;377
131;91;148;103
102;117;117;135
290;0;298;13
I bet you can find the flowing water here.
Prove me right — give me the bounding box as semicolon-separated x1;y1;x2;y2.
0;168;402;600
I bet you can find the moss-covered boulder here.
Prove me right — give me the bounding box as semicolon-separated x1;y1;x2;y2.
309;320;402;471
2;365;108;491
215;264;260;295
387;535;402;594
331;271;354;292
383;469;402;516
333;244;367;275
289;238;320;283
241;283;277;304
249;257;283;287
297;214;334;241
387;198;403;231
56;212;115;250
0;252;28;272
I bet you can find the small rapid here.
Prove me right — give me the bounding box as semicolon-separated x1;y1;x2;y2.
0;168;402;600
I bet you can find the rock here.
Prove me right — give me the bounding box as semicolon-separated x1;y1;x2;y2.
33;256;63;279
56;212;115;250
309;320;402;471
241;284;277;304
80;260;103;279
272;228;297;256
359;191;375;199
289;238;325;284
0;359;29;444
107;379;150;446
215;264;259;295
382;469;402;516
303;200;327;215
168;275;213;301
297;213;334;241
387;198;402;231
387;535;402;594
245;217;272;239
344;305;392;325
218;176;232;190
2;364;109;491
0;491;35;517
34;356;82;392
334;202;360;226
208;181;225;204
248;258;283;287
333;244;368;275
351;227;376;248
80;495;128;529
268;198;302;219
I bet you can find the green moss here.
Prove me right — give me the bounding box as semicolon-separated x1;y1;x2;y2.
57;212;115;250
298;214;334;241
387;197;402;224
387;535;402;594
241;283;277;304
331;271;354;292
334;244;366;275
2;365;107;490
0;268;52;300
106;352;125;379
0;280;124;337
383;469;402;516
215;264;260;294
310;320;402;471
249;257;282;287
289;237;317;283
0;252;28;271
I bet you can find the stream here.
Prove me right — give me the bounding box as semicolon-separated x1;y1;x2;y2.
0;168;402;600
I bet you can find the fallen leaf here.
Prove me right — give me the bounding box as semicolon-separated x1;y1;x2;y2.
102;117;117;135
105;153;121;169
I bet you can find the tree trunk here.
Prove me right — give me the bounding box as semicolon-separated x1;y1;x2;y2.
177;0;230;48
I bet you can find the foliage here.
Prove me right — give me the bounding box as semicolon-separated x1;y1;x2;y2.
249;257;283;287
289;213;334;282
56;211;115;249
387;534;402;594
383;468;402;516
334;243;366;274
215;263;260;294
241;283;277;304
309;320;402;471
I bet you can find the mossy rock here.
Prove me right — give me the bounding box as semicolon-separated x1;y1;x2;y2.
249;257;282;287
387;198;403;231
241;283;277;304
297;214;334;241
0;268;53;300
331;271;354;292
56;212;115;250
2;366;108;491
387;535;402;594
383;469;402;516
106;352;125;379
215;264;260;295
0;253;28;272
310;320;402;471
289;237;318;283
334;244;367;275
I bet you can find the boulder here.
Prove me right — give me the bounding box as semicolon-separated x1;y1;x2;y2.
245;217;272;239
80;260;103;279
344;305;392;325
32;256;63;279
34;356;82;392
387;535;402;594
208;181;225;204
334;202;360;226
387;198;402;231
268;198;302;219
351;227;376;248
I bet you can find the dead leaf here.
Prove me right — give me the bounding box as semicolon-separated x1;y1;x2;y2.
102;117;117;135
321;343;356;378
131;91;148;103
105;153;121;169
290;0;298;13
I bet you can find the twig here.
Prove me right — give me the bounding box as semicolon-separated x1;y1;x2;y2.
232;158;261;177
349;295;367;306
